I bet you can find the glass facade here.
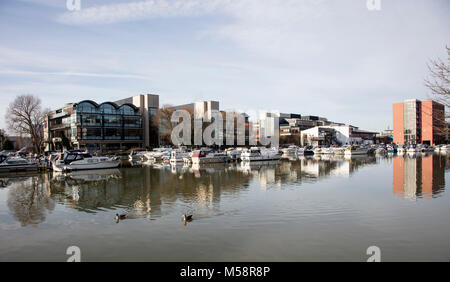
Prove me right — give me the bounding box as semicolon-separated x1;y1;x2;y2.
404;100;421;144
82;128;102;140
104;128;122;140
46;95;159;152
104;115;122;127
81;114;102;126
75;101;143;142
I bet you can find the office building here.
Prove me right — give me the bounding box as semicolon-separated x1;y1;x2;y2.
44;94;159;152
393;99;445;145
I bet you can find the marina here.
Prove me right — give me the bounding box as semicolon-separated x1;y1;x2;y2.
0;151;449;261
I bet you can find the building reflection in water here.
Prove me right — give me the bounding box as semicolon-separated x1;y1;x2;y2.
393;154;446;200
5;174;55;226
3;153;447;226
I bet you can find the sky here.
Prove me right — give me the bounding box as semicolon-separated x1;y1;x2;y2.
0;0;448;133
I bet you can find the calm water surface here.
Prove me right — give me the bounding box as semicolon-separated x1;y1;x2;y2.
0;153;449;261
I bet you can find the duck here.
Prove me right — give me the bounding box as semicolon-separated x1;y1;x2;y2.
115;213;128;221
182;214;193;221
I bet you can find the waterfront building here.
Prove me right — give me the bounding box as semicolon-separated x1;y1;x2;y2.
0;136;32;151
44;94;159;152
393;99;445;145
171;100;219;122
279;113;345;140
300;125;377;147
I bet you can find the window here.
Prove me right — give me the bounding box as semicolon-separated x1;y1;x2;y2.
77;101;98;113
81;114;102;126
82;128;102;140
124;128;142;140
104;128;122;140
104;115;122;127
100;103;117;114
124;116;142;128
120;104;138;115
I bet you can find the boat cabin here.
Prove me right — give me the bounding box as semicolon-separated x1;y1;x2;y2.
63;152;92;164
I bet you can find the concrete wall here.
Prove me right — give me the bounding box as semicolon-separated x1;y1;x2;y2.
393;102;404;144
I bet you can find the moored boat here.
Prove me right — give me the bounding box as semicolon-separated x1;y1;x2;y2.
240;147;281;161
344;145;369;156
143;147;171;161
313;147;322;155
298;147;315;156
332;147;346;155
191;150;230;164
0;156;39;173
52;151;120;172
406;145;418;153
375;147;387;155
169;150;191;164
129;150;146;161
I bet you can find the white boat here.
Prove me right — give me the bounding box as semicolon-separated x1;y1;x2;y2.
406;146;418;153
129;150;146;161
169;149;191;164
344;145;369;156
332;147;346;155
0;156;38;173
191;150;230;164
281;145;298;156
298;147;315;156
397;146;406;154
375;147;387;155
52;151;120;172
321;147;334;155
416;145;426;152
143;148;171;161
240;147;281;161
313;147;322;155
440;144;450;152
387;145;396;153
225;148;242;161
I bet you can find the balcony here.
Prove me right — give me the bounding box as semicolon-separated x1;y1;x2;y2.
50;123;71;130
50;112;70;119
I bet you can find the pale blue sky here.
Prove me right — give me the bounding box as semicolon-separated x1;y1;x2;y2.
0;0;449;133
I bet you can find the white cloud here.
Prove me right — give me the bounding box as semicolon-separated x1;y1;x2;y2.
0;69;152;80
4;0;449;132
57;0;224;25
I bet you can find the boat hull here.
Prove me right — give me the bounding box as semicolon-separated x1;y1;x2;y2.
192;156;229;164
55;160;120;172
0;164;38;173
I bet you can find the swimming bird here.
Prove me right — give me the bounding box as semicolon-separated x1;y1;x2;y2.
115;213;128;221
182;214;193;221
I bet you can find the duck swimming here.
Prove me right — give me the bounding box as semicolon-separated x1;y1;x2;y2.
182;214;193;221
115;213;128;221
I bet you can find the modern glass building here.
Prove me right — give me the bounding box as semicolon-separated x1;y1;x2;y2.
44;94;159;152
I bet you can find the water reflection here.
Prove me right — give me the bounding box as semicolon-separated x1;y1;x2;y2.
6;175;55;226
393;154;446;200
1;154;448;227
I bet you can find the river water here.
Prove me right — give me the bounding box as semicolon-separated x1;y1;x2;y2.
0;153;449;261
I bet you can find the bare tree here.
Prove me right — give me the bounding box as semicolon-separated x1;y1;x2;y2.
152;104;195;146
424;46;449;141
5;95;48;154
152;104;176;146
425;46;449;112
